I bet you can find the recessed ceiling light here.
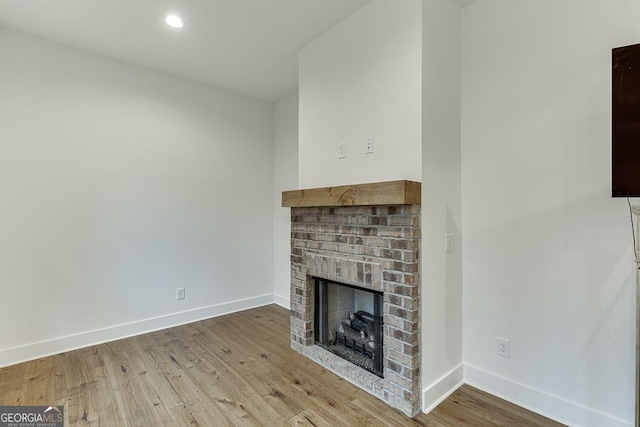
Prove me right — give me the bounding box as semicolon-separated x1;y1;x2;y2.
165;15;185;29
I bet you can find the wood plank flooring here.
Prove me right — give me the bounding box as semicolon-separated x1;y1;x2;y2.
0;304;564;426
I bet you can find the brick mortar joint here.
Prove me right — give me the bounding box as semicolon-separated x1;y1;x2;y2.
289;205;421;418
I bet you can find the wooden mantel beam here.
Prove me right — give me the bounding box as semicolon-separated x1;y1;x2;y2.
281;180;421;207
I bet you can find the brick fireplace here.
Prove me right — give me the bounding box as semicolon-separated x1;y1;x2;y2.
282;181;421;417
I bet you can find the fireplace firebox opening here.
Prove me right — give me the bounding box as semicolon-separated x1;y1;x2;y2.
314;277;384;378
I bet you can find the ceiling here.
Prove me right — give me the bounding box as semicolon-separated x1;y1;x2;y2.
0;0;475;102
0;0;371;101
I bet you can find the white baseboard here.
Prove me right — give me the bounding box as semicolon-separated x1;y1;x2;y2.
273;293;290;309
422;363;464;413
0;293;275;369
464;363;632;427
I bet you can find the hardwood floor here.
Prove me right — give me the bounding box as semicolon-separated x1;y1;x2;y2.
0;304;563;426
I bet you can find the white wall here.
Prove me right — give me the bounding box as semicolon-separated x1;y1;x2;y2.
298;0;422;188
273;92;299;308
0;27;274;366
298;0;465;412
461;2;639;425
421;0;463;412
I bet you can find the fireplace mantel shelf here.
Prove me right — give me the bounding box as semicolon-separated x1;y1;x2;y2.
281;180;421;208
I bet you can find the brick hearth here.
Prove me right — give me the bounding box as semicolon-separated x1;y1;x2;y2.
288;204;421;417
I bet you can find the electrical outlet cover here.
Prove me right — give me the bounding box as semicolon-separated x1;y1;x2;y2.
445;234;455;252
365;137;374;154
338;143;347;159
497;337;510;358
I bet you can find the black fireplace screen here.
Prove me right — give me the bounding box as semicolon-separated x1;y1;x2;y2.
314;277;383;378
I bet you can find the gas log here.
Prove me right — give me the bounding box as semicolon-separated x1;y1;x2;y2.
335;311;376;359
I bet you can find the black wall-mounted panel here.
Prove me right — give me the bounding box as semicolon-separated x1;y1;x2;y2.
613;43;640;197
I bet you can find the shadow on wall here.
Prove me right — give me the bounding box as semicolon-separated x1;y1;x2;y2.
445;206;462;366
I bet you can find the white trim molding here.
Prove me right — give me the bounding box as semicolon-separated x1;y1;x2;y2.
0;294;275;369
422;363;464;414
464;363;632;427
273;294;290;309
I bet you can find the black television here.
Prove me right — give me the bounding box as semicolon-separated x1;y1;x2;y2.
613;43;640;197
